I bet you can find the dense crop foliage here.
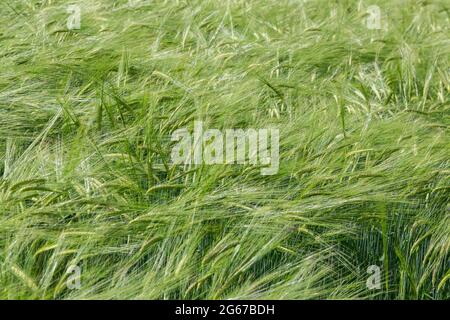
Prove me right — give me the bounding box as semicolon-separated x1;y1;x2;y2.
0;0;448;299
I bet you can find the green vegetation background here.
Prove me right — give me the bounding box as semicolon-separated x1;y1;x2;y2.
0;0;448;299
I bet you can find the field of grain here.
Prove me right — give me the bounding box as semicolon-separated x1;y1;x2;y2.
0;0;449;299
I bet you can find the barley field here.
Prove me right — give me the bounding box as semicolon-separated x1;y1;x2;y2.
0;0;449;299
